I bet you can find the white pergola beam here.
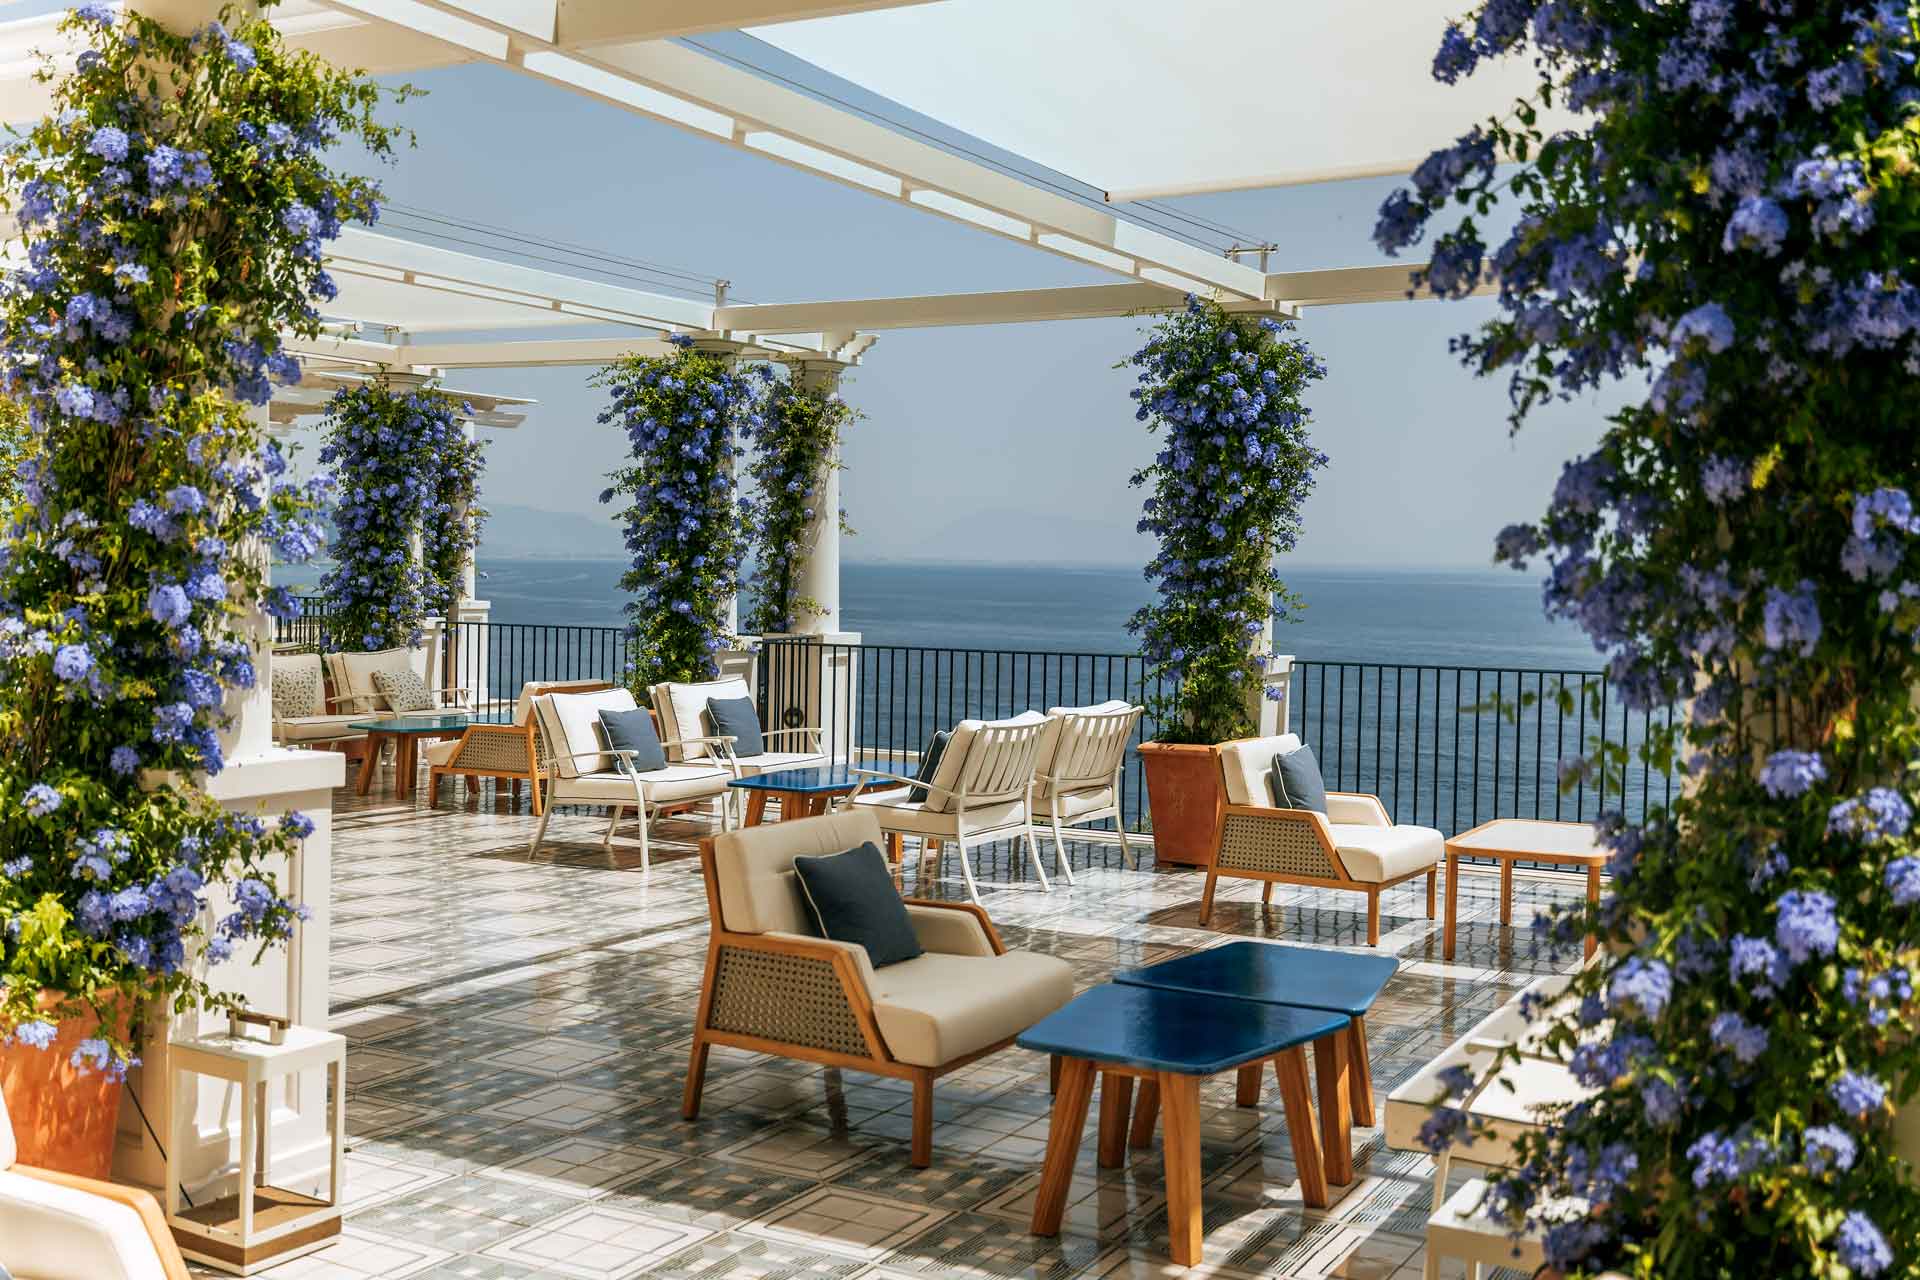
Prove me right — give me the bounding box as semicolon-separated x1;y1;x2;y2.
375;0;944;49
716;282;1296;333
282;333;845;370
1267;263;1499;308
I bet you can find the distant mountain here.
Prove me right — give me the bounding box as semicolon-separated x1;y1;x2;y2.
478;503;625;559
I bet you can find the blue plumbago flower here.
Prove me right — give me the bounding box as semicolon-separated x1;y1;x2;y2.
1886;856;1920;906
1670;302;1736;353
281;810;315;839
1639;1076;1684;1126
1827;787;1913;841
1687;1126;1772;1188
223;36;257;72
1835;1212;1892;1276
1762;580;1822;655
146;582;191;629
1828;1070;1887;1116
1700;455;1748;504
1759;750;1826;798
108;745;139;776
23;782;61;816
1729;934;1789;997
1722;196;1789;255
1748;843;1789;890
1415;1105;1469;1153
51;642;92;682
1708;1011;1768;1064
1607;955;1672;1019
86;125;128;162
5;1019;57;1049
1803;1124;1857;1174
1773;889;1839;964
69;1037;136;1082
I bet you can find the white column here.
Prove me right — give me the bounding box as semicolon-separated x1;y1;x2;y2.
787;358;848;637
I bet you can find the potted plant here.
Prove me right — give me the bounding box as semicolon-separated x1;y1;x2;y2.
1126;297;1327;864
0;3;401;1174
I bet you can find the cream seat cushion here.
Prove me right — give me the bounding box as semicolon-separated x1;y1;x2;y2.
554;765;731;805
655;677;753;760
424;738;463;766
533;688;638;778
868;951;1074;1068
713;810;882;934
733;749;829;776
1034;785;1117;821
1331;822;1444;881
851;787;1026;837
276;714;371;744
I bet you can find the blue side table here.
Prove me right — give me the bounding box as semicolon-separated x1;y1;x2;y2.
1115;939;1395;1184
1017;983;1350;1265
727;762;877;825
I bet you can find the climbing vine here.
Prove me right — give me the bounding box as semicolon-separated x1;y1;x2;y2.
742;372;856;635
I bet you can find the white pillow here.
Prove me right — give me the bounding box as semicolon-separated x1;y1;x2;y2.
661;677;752;760
535;688;638;777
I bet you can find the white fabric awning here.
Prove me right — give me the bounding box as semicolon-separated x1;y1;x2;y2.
751;0;1551;200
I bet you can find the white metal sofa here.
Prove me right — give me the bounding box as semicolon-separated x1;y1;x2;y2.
0;1086;190;1280
652;676;826;776
1209;733;1443;944
270;649;375;750
528;686;735;868
1031;700;1145;880
683;809;1074;1166
846;711;1054;904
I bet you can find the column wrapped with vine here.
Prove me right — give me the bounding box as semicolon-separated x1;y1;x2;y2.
1380;1;1920;1272
596;336;769;692
1126;297;1327;745
0;2;404;1066
317;382;480;651
741;373;856;635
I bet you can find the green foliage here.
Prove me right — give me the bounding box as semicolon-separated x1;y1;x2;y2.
742;373;857;635
1126;298;1327;745
0;400;26;511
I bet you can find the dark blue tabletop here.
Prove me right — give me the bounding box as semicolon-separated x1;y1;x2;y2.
1016;983;1348;1076
1115;942;1397;1018
728;762;883;794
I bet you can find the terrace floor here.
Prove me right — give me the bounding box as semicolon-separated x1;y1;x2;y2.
208;777;1581;1280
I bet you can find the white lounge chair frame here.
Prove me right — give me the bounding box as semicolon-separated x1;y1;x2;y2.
1035;704;1145;881
528;736;737;869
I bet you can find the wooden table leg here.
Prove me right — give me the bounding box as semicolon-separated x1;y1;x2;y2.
1312;1033;1353;1186
354;734;382;795
1096;1072;1134;1168
1129;1078;1159;1149
1442;850;1460;960
1585;862;1601;960
1159;1072;1204;1265
745;791;768;827
395;737;418;799
1347;1016;1375;1127
1235;1064;1263;1106
1031;1057;1095;1237
1272;1048;1328;1208
1499;855;1514;926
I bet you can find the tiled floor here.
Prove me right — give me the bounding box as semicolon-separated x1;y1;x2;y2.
212;775;1578;1280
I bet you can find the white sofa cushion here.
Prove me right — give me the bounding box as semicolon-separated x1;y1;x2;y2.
0;1168;171;1280
1218;733;1303;806
553;765;730;805
868;950;1074;1067
534;688;638;778
271;651;325;720
325;648;416;714
1331;822;1444;882
851;787;1026;838
1034;784;1117;822
655;677;753;761
275;714;373;743
711;810;883;934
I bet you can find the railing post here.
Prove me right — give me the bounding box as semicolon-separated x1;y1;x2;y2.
761;632;858;762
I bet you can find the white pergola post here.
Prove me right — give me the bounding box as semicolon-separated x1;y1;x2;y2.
786;355;852;637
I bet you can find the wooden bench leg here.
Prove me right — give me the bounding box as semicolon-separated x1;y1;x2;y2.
1235;1064;1262;1106
1348;1017;1375;1127
1160;1072;1204;1266
1129;1078;1159;1149
1031;1058;1095;1237
1273;1049;1328;1208
1427;867;1437;919
1313;1033;1353;1186
1096;1072;1133;1168
1366;888;1381;947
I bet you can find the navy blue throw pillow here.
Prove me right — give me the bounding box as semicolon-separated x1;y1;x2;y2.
793;842;924;968
599;708;667;774
1268;745;1329;813
908;729;951;803
706;696;765;757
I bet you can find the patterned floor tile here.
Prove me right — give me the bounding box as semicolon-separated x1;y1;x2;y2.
480;1204;713;1278
738;1185;951;1261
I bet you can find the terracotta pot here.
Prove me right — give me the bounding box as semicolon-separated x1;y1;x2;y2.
1137;740;1225;867
0;991;130;1178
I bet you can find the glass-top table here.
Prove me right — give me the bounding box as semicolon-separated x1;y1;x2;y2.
348;709;511;799
728;761;893;824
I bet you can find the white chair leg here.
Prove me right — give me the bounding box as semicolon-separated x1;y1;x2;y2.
917;837;937;890
956;842;984;906
637;802;653;872
528;807;552;860
1023;827;1052;892
601;806;622;848
1116;820;1137;870
1049;815;1074;885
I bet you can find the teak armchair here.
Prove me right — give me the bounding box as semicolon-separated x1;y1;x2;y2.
683;810;1074;1166
426;678;615;814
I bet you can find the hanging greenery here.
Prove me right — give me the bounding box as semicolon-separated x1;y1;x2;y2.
596;336;768;693
741;372;857;635
0;2;405;1068
316;382;481;652
1126;297;1327;746
1380;1;1920;1273
0;399;27;511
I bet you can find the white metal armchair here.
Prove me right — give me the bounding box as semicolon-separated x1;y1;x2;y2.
846;712;1054;904
1031;700;1145;881
528;687;735;868
652;676;825;774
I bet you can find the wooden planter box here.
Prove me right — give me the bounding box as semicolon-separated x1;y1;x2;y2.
1137;741;1225;867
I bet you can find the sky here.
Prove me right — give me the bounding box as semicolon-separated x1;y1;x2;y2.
295;44;1627;569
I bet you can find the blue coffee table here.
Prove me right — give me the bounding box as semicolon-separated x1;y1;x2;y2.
1115;941;1397;1185
729;762;878;825
1018;983;1349;1265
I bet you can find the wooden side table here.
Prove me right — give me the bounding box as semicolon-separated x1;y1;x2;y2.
1443;819;1606;960
166;1017;346;1275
